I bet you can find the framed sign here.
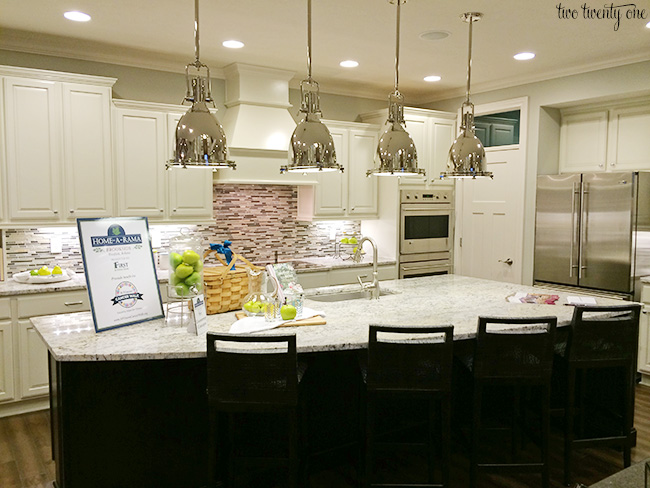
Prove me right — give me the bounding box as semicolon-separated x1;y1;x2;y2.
77;217;164;332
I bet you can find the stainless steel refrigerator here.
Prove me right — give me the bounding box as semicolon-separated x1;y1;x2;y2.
534;172;650;300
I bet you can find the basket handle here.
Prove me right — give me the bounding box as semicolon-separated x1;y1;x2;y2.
203;250;262;276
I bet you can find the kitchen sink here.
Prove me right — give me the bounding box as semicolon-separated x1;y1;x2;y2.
307;288;398;302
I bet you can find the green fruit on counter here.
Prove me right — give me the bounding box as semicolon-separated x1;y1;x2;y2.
169;252;183;270
182;249;200;265
38;266;51;276
340;238;350;244
52;266;63;275
192;260;203;272
175;283;190;297
349;237;358;244
280;304;297;320
175;263;194;280
184;271;201;287
30;270;38;276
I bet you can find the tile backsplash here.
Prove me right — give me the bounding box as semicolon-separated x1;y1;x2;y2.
3;184;361;278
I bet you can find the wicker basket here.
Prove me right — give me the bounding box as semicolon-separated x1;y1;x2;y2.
203;251;262;315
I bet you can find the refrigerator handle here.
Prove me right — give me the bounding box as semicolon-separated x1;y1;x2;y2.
570;182;578;278
578;181;588;279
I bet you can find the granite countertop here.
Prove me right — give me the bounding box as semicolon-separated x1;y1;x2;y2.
590;459;649;487
0;256;394;297
31;274;626;362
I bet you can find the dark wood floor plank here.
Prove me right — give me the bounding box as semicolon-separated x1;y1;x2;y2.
5;415;51;485
0;460;22;488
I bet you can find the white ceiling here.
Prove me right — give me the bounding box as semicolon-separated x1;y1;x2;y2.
1;0;649;104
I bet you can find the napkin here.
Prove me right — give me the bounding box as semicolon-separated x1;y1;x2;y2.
229;307;325;334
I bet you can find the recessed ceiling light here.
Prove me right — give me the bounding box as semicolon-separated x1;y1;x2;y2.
64;11;91;22
222;40;244;49
424;75;441;82
419;30;451;41
340;60;359;68
514;52;535;61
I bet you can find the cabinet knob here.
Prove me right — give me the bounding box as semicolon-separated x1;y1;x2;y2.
598;163;604;168
159;209;164;213
53;210;58;214
69;209;75;214
173;208;177;212
610;162;616;167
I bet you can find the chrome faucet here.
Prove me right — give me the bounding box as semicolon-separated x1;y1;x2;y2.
353;236;380;299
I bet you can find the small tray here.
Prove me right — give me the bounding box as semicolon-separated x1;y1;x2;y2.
13;269;75;284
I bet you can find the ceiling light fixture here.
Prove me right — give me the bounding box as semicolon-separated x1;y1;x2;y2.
281;0;341;174
167;0;235;171
419;30;451;41
514;52;535;60
424;75;441;82
222;40;244;49
63;11;91;22
340;60;359;68
367;0;425;178
441;12;492;180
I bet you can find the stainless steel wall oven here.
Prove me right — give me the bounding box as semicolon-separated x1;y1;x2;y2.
399;189;454;278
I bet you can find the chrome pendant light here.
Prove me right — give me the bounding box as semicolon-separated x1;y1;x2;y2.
367;0;424;178
167;0;235;171
441;12;492;179
281;0;341;174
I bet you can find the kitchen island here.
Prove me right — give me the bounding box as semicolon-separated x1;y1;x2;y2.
31;275;626;488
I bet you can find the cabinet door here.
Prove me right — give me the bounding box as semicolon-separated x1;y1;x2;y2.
4;77;62;220
114;108;167;218
347;129;378;216
400;113;428;184
314;127;347;216
607;104;650;172
18;319;49;399
559;111;608;173
0;321;14;402
62;83;114;218
429;118;455;182
166;113;214;219
639;307;650;379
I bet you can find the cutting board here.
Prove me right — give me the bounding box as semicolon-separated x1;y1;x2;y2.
234;312;326;327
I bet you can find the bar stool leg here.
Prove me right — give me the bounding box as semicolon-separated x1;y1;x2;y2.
289;407;298;488
564;367;576;487
541;385;550;488
365;394;374;488
428;399;435;483
623;365;634;468
442;396;451;488
470;383;482;488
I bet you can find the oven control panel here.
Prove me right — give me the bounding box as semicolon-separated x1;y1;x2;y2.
400;189;453;204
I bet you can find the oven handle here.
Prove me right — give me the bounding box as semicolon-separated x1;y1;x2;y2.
400;263;451;272
401;204;453;212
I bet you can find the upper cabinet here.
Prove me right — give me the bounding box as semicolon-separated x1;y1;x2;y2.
0;66;116;224
559;100;650;173
297;120;379;220
360;107;456;185
113;100;214;222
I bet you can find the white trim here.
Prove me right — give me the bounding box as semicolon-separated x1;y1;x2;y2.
0;65;116;87
112;99;187;113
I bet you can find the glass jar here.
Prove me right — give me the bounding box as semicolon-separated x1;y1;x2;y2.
168;229;204;299
284;289;304;318
242;269;276;317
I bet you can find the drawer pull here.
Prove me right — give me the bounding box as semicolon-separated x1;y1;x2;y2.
64;301;84;306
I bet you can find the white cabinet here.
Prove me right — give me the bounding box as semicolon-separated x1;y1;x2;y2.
360;107;456;185
297;121;379;220
639;283;650;386
0;296;13;403
113;100;214;222
1;67;116;223
17;319;49;398
559;101;650;173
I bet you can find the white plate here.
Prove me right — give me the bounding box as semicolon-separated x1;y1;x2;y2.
13;269;75;284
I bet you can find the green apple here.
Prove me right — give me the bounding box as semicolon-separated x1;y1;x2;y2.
169;272;181;286
175;283;190;297
349;237;358;244
175;263;193;280
192;260;203;272
182;249;200;265
30;269;38;276
243;301;254;312
340;238;350;244
184;271;201;287
280;304;297;320
169;252;183;270
52;265;63;275
38;266;51;276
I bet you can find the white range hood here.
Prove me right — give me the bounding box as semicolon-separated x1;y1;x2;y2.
216;63;317;185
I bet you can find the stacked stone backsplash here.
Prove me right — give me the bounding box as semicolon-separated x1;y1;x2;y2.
3;184;361;278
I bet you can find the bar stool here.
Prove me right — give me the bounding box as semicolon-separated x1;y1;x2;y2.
206;332;307;488
466;316;557;488
554;304;641;486
361;324;454;488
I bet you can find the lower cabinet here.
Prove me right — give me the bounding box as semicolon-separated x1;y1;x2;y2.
298;263;398;289
0;319;14;403
639;284;650;385
17;319;50;398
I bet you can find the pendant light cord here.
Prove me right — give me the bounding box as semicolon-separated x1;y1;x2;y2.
465;14;474;105
194;0;200;64
394;0;401;94
307;0;313;81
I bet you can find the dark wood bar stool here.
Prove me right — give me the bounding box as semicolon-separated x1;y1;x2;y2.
466;316;557;488
206;332;307;488
554;304;641;486
361;324;454;488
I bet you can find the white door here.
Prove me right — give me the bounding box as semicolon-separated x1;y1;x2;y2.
314;126;347;216
456;98;527;284
347;128;378;216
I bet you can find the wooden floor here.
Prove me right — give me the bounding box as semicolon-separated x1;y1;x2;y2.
1;384;649;488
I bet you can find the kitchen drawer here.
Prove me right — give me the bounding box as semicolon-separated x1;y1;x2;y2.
0;298;11;320
642;284;650;304
17;290;90;318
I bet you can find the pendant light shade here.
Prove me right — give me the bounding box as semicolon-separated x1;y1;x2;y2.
441;12;492;180
167;0;235;171
368;0;424;178
281;0;341;174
